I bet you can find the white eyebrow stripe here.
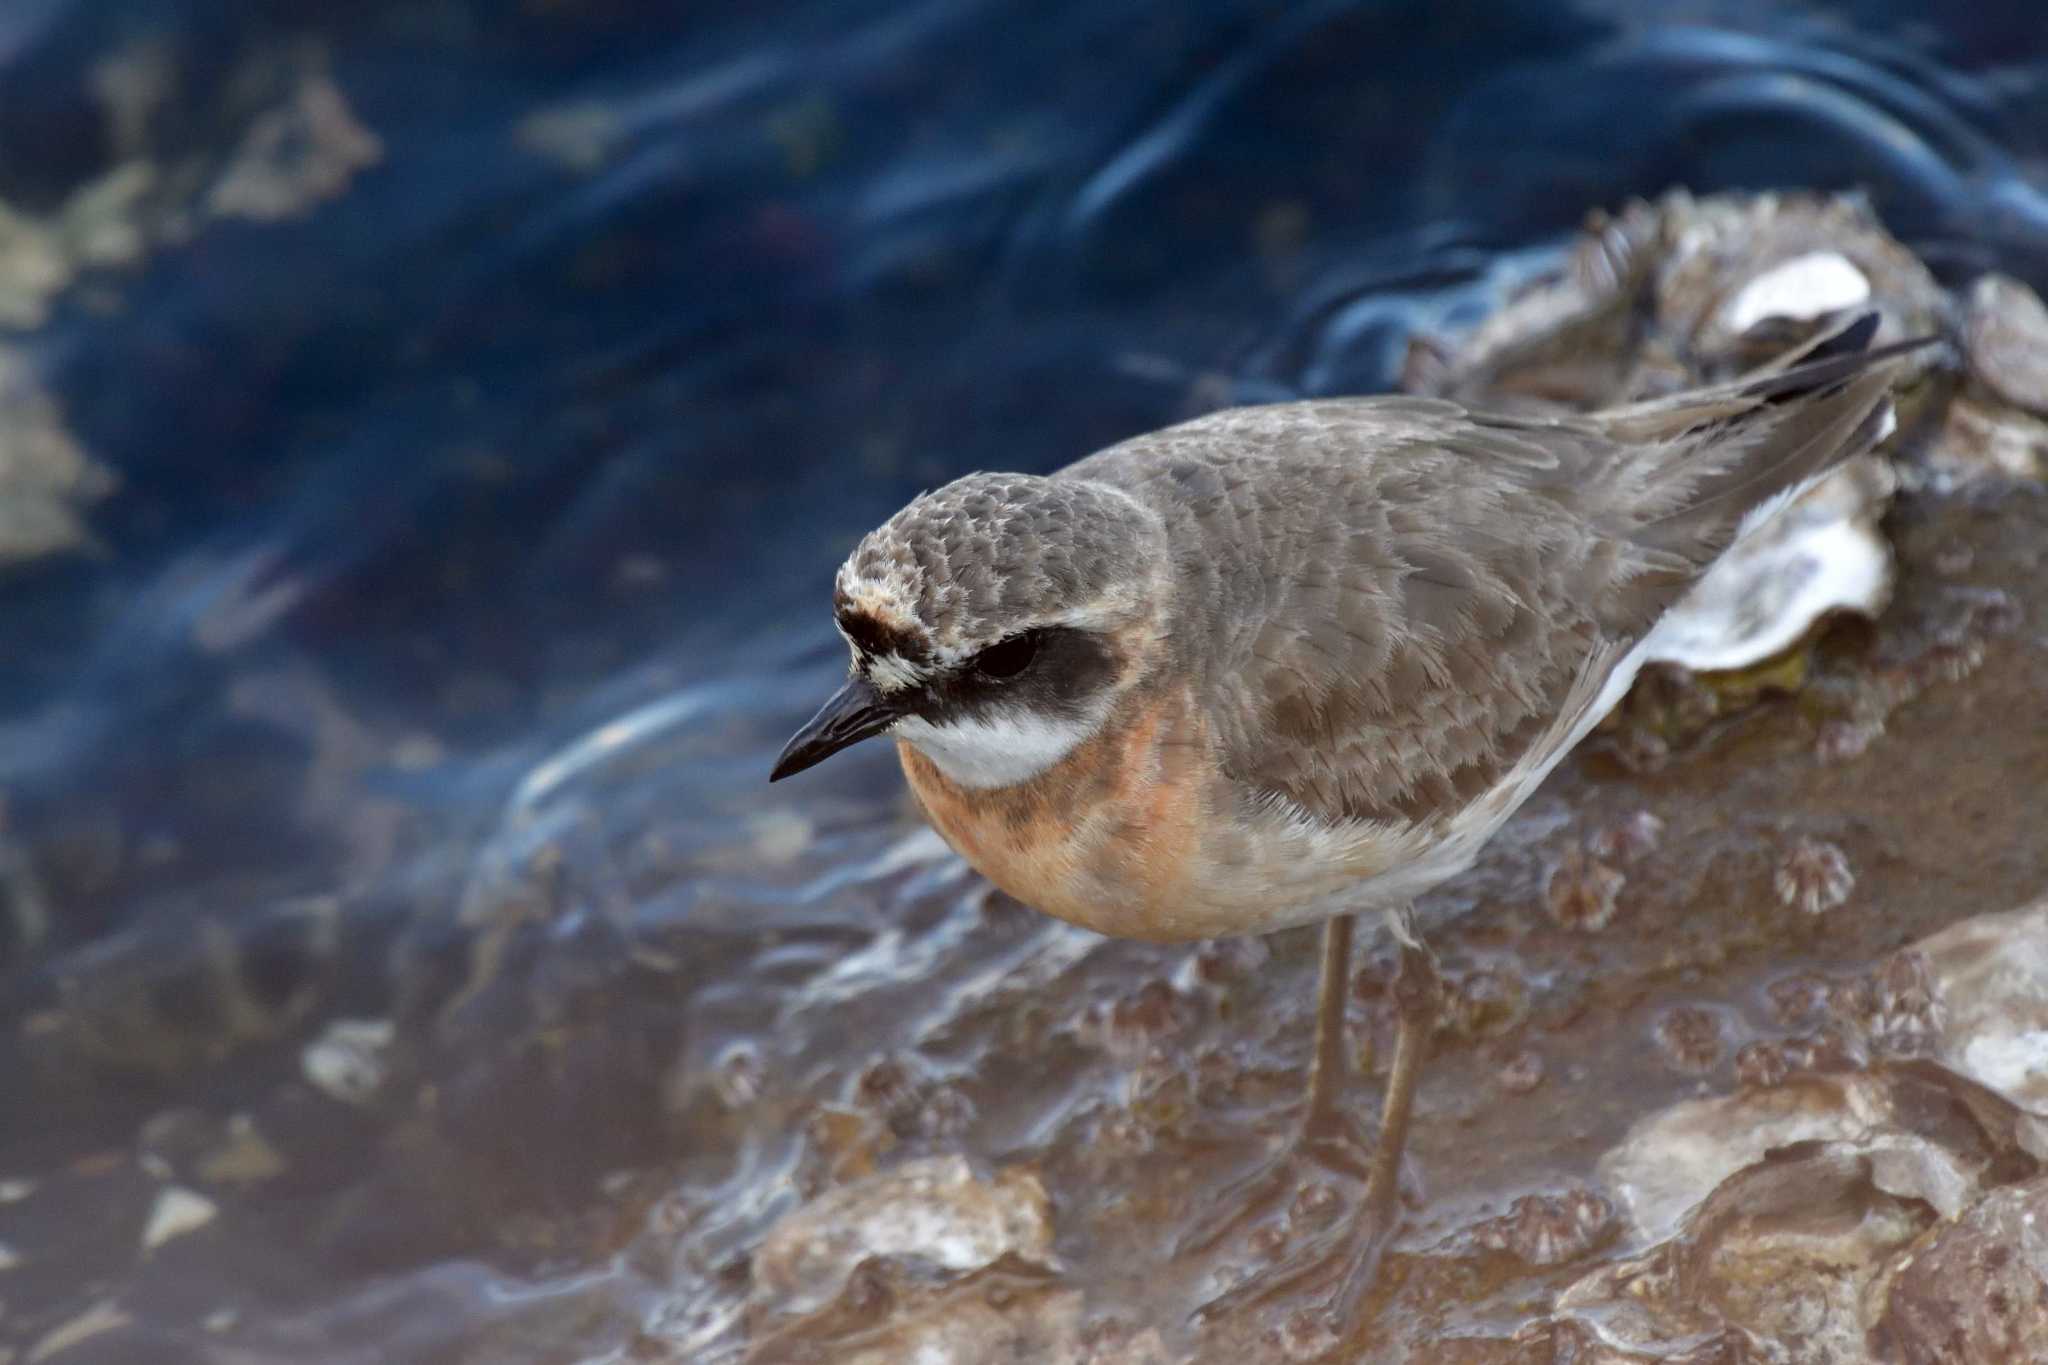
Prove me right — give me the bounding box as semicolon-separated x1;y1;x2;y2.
864;651;931;693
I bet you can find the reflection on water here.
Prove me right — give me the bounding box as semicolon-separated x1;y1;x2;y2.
1;1;2045;1360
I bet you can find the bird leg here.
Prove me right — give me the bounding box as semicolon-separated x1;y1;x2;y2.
1303;911;1355;1131
1175;916;1371;1260
1365;927;1437;1225
1180;908;1440;1333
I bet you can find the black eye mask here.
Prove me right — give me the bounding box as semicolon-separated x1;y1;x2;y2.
914;626;1115;725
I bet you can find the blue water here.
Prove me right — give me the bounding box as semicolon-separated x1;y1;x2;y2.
1;1;2044;1358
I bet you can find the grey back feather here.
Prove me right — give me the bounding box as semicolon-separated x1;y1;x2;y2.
1057;337;1915;827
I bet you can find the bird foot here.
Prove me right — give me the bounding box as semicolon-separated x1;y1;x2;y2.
1190;1199;1398;1336
1173;1106;1375;1257
1174;1104;1412;1331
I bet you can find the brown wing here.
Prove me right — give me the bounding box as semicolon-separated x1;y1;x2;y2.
1236;404;1636;827
1065;364;1896;828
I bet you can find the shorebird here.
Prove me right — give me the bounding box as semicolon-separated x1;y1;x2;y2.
772;312;1927;1327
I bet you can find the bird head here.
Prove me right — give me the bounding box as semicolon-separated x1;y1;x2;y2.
771;472;1168;788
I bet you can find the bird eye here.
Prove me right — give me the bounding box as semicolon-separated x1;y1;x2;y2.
973;632;1040;679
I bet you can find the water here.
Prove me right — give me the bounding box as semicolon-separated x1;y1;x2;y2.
1;2;2045;1361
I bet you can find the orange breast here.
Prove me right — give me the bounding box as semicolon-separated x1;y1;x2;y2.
897;686;1215;941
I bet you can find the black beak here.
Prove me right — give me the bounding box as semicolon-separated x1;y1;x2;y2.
769;677;901;782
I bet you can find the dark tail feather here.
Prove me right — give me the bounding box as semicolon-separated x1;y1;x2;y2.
1740;318;1938;405
1638;370;1890;536
1808;310;1882;358
1612;311;1934;420
1626;314;1937;567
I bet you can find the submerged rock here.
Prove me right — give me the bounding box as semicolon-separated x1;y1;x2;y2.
205;69;383;222
0;348;116;566
301;1018;396;1105
0;43;382;337
139;1185;219;1252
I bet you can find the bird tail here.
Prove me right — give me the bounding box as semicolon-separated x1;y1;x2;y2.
1608;311;1938;575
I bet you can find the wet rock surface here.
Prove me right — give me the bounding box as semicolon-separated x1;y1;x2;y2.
749;1155;1053;1317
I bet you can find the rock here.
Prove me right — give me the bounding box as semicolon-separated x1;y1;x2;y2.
1649;190;1946;367
1913;899;2048;1129
1597;1065;2036;1247
515;102;626;174
141;1185;218;1251
1402;189;1942;677
1557;900;2048;1361
1495;1048;1546;1094
0;346;117;565
1559;1143;1931;1365
1408;189;1948;410
1646;455;1897;674
0;205;70;330
751;1155;1054;1317
743;1255;1161;1365
1924;393;2048;484
1872;1176;2048;1364
301;1018;396;1104
1600;1073;1891;1243
1963;274;2048;417
87;40;177;162
196;1115;289;1185
207;70;383;222
26;1299;131;1363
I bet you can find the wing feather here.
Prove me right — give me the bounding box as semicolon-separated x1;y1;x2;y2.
1060;345;1901;829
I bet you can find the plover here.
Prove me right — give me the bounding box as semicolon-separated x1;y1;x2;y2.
772;313;1930;1326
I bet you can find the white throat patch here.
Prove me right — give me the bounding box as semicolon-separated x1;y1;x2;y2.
894;710;1095;789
